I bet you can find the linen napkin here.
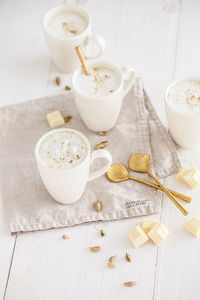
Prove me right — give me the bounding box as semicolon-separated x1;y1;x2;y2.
0;77;181;233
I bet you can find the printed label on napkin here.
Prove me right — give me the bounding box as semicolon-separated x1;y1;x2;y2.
124;200;150;209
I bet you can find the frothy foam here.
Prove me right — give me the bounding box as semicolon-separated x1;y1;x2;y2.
38;130;88;169
167;80;200;115
46;11;88;38
75;67;121;97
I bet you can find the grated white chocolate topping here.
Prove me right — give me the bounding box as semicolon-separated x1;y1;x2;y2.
75;67;121;97
38;130;88;169
47;11;88;38
167;80;200;115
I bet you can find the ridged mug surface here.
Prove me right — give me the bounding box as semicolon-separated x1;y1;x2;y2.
37;154;90;204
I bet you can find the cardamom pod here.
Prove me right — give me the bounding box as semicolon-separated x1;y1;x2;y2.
100;229;105;236
95;141;108;150
98;131;106;136
89;246;101;252
108;262;116;268
95;143;105;150
64;115;72;123
56;76;61;86
94;200;102;212
125;252;131;262
109;255;116;263
65;85;71;91
62;234;69;239
123;281;136;287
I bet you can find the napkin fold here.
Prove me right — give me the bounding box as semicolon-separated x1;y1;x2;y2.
0;77;181;233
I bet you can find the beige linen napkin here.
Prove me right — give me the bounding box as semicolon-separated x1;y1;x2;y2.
0;77;181;233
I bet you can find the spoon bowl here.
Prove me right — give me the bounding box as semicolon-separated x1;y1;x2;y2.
107;164;129;182
129;153;151;172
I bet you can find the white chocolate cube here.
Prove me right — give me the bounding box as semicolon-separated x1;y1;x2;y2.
184;169;199;189
185;217;200;238
191;168;200;186
141;218;156;234
128;225;149;248
176;166;200;189
148;222;169;245
46;110;65;128
176;167;190;184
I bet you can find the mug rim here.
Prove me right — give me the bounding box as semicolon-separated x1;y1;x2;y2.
165;77;200;118
72;60;124;100
35;128;90;171
43;4;91;41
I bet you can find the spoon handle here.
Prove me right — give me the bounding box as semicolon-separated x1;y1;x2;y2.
75;46;90;75
129;176;191;203
147;171;189;216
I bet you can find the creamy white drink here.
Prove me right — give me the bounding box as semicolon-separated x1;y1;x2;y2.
167;80;200;115
38;130;87;169
46;10;88;38
75;67;121;97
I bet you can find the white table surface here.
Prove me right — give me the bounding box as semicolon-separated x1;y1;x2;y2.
1;1;200;299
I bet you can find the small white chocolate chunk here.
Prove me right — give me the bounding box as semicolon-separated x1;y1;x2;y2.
176;166;200;189
148;222;169;245
189;168;200;188
184;168;198;189
176;167;190;184
191;168;200;185
185;217;200;238
128;225;149;248
46;110;65;128
141;218;156;234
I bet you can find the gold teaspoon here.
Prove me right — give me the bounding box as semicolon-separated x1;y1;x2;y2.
129;154;189;216
106;164;191;203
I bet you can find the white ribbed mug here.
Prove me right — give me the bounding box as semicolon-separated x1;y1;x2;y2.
72;61;136;131
43;4;105;73
165;77;200;149
35;128;112;204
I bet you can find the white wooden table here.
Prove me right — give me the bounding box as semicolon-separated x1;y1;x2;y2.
1;1;200;299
